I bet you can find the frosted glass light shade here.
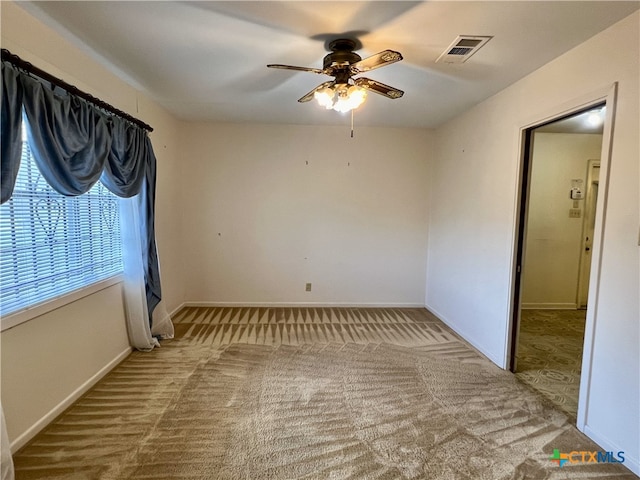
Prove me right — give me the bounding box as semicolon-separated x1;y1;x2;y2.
314;84;367;113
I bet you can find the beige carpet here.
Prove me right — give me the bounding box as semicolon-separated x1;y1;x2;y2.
515;310;586;421
12;307;636;479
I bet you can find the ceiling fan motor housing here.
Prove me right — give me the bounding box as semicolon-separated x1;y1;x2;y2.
323;38;362;70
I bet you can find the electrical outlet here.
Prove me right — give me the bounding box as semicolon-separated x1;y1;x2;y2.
305;283;312;292
569;209;582;218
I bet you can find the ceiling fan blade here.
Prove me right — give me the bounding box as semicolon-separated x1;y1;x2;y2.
354;78;404;99
298;81;335;103
350;50;403;73
267;64;325;75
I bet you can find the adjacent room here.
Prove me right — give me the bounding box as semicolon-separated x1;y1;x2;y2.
1;1;638;478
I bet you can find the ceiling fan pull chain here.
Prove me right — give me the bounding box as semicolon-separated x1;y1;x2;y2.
351;109;355;138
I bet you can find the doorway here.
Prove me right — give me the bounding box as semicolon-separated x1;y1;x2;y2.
510;104;605;422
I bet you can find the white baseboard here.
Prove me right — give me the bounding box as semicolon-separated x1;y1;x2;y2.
423;303;504;368
583;425;639;477
10;347;132;453
521;303;577;310
169;302;186;317
181;301;426;308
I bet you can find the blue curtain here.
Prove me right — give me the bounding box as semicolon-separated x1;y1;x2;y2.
1;61;161;322
20;74;111;195
101;119;147;197
139;140;161;317
1;62;23;203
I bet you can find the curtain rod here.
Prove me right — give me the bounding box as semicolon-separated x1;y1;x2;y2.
1;48;153;132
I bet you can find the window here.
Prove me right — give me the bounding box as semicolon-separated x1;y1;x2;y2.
0;124;123;317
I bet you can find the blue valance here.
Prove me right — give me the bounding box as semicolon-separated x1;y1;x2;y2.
1;60;161;321
1;63;23;203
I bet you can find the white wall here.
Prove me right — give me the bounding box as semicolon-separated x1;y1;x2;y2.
426;11;639;474
0;1;184;449
0;285;129;446
181;123;431;306
522;133;602;308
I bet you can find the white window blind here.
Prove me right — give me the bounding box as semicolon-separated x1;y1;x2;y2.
0;125;123;317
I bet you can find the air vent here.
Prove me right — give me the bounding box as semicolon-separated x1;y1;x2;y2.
436;35;492;64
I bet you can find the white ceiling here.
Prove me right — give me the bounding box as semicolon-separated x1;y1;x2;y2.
20;1;640;129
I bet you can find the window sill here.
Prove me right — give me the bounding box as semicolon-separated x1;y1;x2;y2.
0;275;124;332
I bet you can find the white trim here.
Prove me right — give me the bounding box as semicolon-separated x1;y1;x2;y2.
576;83;617;431
517;85;615;131
1;275;124;332
520;303;577;310
182;301;426;308
425;302;504;367
583;425;639;477
9;347;132;454
169;302;186;317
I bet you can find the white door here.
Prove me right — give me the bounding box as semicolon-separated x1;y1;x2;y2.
577;160;600;308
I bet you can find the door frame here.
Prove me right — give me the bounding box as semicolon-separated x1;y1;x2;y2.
576;159;601;309
507;83;617;431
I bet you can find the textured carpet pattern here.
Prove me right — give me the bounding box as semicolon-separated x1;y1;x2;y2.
12;307;636;479
171;307;462;348
515;310;586;421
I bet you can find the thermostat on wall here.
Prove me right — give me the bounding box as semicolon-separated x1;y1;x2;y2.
570;179;584;200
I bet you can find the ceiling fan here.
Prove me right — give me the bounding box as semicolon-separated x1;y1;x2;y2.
267;38;404;113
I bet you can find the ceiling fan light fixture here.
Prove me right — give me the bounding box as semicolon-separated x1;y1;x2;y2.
315;84;367;113
314;87;335;109
346;85;367;108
